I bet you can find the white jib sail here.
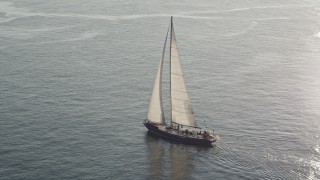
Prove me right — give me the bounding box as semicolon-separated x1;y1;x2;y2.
147;29;169;124
170;26;196;127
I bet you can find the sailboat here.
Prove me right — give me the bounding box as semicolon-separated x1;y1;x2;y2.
144;17;219;146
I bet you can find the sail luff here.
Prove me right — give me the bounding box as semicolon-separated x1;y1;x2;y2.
169;16;173;126
147;27;169;124
159;27;169;123
170;19;196;127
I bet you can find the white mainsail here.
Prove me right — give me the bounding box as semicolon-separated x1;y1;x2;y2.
170;24;196;127
147;29;169;124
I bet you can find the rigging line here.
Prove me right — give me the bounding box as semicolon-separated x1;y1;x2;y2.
171;122;201;129
172;89;187;93
173;105;193;110
172;97;190;102
158;23;170;124
171;72;183;76
169;16;173;126
172;110;193;114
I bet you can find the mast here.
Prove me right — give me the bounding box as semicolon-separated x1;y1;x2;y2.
169;16;173;126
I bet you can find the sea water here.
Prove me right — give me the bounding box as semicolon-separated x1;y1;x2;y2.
0;0;320;179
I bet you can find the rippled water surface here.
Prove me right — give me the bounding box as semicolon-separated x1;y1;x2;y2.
1;0;320;179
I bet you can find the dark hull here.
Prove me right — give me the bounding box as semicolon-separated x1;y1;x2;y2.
143;121;215;146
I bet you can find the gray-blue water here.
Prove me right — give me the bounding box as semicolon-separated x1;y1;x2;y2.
1;0;320;179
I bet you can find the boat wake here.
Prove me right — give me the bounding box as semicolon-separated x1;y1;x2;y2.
215;143;318;180
223;21;258;37
0;1;314;24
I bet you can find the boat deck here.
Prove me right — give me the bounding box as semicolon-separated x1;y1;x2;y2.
144;121;216;146
156;124;214;140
